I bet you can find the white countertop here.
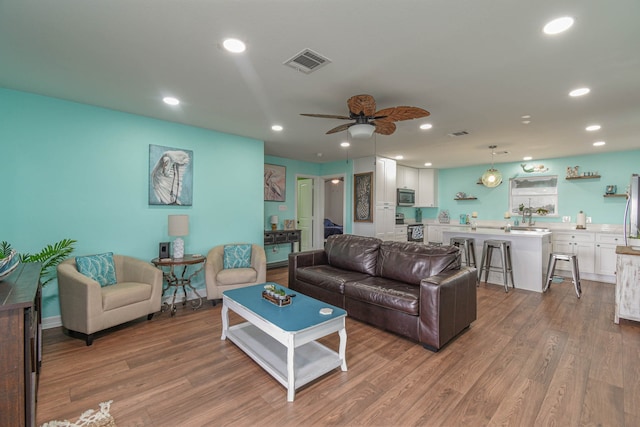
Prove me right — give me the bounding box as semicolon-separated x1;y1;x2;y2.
441;227;551;238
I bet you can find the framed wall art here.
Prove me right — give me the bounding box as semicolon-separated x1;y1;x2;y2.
149;144;193;206
354;172;373;222
264;164;286;202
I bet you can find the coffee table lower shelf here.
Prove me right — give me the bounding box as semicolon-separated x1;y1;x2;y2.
226;322;343;393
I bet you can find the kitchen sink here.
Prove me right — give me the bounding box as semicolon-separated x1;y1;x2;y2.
507;226;550;232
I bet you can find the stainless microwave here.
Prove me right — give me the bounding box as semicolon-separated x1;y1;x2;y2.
397;188;415;206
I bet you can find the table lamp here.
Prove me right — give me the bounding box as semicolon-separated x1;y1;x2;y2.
270;215;279;231
168;214;189;258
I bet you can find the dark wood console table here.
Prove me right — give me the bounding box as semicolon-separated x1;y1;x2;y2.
0;262;42;427
264;229;302;253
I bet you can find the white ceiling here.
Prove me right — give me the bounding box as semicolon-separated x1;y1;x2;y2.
1;0;639;168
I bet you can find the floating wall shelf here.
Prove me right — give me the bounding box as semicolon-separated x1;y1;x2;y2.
603;194;627;198
566;175;601;180
454;197;478;201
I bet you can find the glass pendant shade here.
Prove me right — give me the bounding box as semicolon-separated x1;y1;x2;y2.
481;168;502;187
348;124;375;139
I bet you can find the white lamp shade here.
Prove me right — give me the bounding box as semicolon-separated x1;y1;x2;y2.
270;215;279;225
348;124;375;139
168;214;189;236
481;168;503;187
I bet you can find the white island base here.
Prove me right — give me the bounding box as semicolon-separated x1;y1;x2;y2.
442;227;552;293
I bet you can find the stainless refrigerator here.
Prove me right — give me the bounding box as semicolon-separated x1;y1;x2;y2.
624;174;640;245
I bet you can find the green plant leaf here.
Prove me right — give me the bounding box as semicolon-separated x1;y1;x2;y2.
0;241;13;259
20;239;77;285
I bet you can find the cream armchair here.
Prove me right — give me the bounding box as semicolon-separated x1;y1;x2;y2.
205;244;267;304
57;255;163;345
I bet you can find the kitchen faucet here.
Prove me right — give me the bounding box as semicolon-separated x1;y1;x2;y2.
522;199;535;226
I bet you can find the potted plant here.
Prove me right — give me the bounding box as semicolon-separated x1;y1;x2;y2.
1;239;77;285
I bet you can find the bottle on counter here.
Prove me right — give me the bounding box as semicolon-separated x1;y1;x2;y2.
415;208;422;222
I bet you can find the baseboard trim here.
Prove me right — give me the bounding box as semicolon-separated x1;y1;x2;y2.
43;315;62;330
267;261;288;269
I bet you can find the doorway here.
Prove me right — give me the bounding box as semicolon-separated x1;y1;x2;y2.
296;177;314;251
323;176;345;241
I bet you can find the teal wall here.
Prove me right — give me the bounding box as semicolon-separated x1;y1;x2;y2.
263;155;353;264
1;89;264;319
437;151;640;225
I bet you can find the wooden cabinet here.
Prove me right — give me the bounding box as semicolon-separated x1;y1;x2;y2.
552;232;595;274
595;233;623;276
416;169;438;207
396;165;418;190
375;157;397;206
0;262;42;427
615;249;640;323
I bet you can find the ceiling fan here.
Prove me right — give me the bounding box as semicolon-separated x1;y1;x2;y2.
301;94;430;139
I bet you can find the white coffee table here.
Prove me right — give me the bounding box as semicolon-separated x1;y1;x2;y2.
221;283;347;402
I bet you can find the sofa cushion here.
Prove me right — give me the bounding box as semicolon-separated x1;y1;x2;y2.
101;281;152;311
296;265;370;294
376;242;461;285
223;244;252;269
216;267;258;286
324;234;382;276
344;276;420;315
76;252;117;287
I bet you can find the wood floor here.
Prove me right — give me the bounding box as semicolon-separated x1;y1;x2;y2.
37;268;640;426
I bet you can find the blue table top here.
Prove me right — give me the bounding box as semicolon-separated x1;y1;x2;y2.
223;283;346;332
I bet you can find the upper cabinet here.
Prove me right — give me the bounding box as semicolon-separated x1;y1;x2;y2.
396;165;418;190
375;156;397;205
416;169;438;207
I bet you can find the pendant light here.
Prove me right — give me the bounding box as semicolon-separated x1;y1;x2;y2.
481;145;503;187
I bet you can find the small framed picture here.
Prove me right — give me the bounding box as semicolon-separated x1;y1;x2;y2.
283;219;296;230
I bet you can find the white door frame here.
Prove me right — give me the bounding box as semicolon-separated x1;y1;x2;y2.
321;173;347;235
295;174;323;250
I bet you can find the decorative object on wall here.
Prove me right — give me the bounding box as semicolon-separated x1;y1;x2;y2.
509;176;558;217
168;214;189;258
149;144;193;206
264;164;286;201
354;172;373;222
438;210;450;224
566;166;580;178
481;145;503;187
606;185;617;195
521;163;549;173
284;219;296;230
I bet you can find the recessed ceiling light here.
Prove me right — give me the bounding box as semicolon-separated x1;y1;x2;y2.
569;87;590;97
395;155;403;160
222;38;246;53
543;16;574;35
340;142;350;147
521;115;531;119
523;156;533;161
163;96;180;106
419;123;433;130
522;120;531;125
424;162;432;167
585;124;601;131
271;125;283;131
593;141;606;147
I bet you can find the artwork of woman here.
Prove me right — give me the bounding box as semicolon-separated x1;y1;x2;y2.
150;147;193;205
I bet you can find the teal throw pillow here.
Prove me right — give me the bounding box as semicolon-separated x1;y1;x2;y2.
223;244;252;269
76;252;117;287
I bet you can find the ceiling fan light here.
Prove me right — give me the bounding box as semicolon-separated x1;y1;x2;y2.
349;124;375;139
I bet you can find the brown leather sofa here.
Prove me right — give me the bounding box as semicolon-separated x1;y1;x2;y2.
288;234;477;351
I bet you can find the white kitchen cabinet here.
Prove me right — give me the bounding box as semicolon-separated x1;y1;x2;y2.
375;205;396;241
416;169;438;207
396;165;418;190
375;157;397;206
595;233;623;276
426;224;444;245
552;232;595;274
395;224;408;242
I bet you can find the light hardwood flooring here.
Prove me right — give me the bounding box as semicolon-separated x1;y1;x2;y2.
37;268;640;426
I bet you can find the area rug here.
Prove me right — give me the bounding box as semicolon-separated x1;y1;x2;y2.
40;400;115;427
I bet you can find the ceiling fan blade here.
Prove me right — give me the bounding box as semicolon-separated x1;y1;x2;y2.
300;113;352;120
347;94;376;117
373;121;396;135
326;123;354;134
374;106;430;122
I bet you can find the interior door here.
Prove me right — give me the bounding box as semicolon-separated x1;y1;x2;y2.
297;178;314;251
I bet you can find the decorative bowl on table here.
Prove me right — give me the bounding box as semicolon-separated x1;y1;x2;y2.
0;250;20;281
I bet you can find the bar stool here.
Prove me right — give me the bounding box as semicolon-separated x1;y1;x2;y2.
450;237;477;268
478;239;515;293
543;252;582;298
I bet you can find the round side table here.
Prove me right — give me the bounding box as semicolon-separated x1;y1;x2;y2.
151;254;206;316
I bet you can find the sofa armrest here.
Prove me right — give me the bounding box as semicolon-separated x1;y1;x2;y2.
57;260;104;333
288;249;327;286
419;266;477;351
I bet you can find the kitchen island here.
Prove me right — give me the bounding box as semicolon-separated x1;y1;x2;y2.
442;227;552;293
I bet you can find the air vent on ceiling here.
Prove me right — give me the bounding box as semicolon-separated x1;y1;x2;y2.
448;130;469;137
283;49;331;74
